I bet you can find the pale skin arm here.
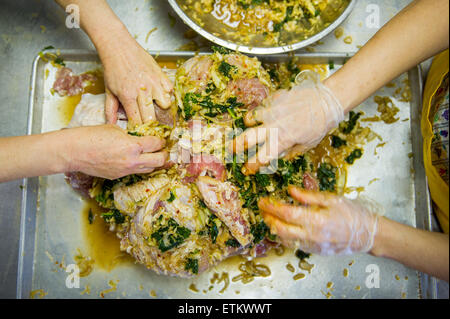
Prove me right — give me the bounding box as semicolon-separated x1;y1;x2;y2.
0;125;167;183
54;0;173;126
324;0;449;113
372;217;449;282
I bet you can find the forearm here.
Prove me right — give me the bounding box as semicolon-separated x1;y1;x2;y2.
325;0;449;113
54;0;134;60
371;217;449;282
0;131;70;183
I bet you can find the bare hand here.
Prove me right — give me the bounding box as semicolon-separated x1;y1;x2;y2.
63;125;168;179
100;37;173;127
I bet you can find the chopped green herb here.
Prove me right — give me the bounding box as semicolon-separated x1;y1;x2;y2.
151;218;191;252
88;209;94;225
212;46;232;55
218;61;236;78
329;61;335;70
331;135;347;148
167;191;176;203
237;0;269;9
345;149;363;164
234;117;246;130
251;221;270;244
255;173;270;187
184;258;199;274
301;5;313;19
205;82;216;94
317;163;336;192
341;111;362;134
225;238;241;248
252;0;270;5
54;56;66;67
237;0;250;9
274;157;305;187
198;200;207;209
177;226;191;239
273;6;294;32
182;92;200;120
102;209;125;224
267;67;279;83
295;249;311;261
287;59;300;82
207;214;219;243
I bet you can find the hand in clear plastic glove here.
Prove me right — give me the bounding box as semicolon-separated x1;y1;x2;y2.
233;70;344;175
64;124;168;179
258;186;379;256
101;37;173;127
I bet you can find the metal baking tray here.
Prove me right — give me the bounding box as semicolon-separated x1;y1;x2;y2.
17;50;436;299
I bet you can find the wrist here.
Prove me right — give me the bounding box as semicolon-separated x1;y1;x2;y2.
47;129;77;174
90;21;133;59
323;75;354;114
75;0;133;60
369;216;394;258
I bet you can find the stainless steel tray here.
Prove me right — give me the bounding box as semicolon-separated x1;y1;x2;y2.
17;50;436;299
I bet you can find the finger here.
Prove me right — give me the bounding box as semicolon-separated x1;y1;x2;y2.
153;80;173;109
136;150;169;168
244;140;279;175
133;167;155;174
283;144;309;161
160;73;174;92
105;89;119;124
137;88;156;123
288;186;335;207
232;126;267;154
258;197;313;226
244;106;266;127
261;211;307;241
134;135;166;153
121;96;142;128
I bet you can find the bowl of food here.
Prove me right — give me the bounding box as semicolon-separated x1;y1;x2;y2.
168;0;355;55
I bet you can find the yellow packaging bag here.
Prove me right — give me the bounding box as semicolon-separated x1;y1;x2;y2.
421;50;449;233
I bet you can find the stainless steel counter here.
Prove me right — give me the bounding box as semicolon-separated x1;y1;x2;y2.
0;0;444;299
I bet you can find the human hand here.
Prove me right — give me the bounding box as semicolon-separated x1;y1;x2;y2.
258;186;379;256
233;70;344;175
62;124;168;179
100;36;173;127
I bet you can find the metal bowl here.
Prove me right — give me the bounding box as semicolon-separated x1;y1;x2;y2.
168;0;356;55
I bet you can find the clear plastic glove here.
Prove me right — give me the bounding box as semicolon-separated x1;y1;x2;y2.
258;186;379;256
63;124;168;179
101;38;173;127
233;70;344;175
